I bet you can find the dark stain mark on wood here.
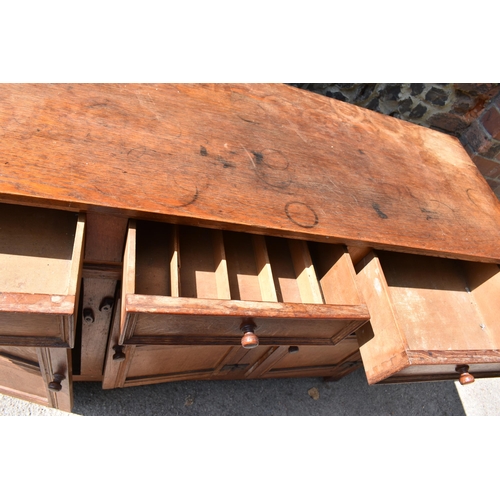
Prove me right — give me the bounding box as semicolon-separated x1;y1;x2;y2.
372;203;388;219
252;151;264;164
466;188;480;208
250;149;292;190
285;201;319;228
236;115;260;125
87;101;110;108
421;207;437;220
127;146;147;159
200;146;208;156
163;187;199;208
216;156;235;169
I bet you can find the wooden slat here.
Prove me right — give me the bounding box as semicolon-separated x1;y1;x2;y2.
265;236;303;303
252;234;278;302
68;213;86;298
355;252;411;384
121;220;136;337
170;224;180;297
309;242;364;306
1;84;500;263
126;294;369;320
287;239;324;304
0;294;75;314
178;225;221;299
224;231;264;301
211;229;231;300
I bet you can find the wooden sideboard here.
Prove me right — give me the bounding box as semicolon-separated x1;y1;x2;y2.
1;84;500;412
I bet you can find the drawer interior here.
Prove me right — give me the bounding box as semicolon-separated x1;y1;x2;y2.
375;252;500;351
120;220;369;345
0;204;82;296
0;203;85;347
133;219;365;307
355;250;500;384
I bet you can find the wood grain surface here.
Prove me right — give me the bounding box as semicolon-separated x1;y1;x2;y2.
1;84;500;262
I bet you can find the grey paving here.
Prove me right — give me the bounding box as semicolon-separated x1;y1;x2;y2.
455;377;500;416
0;367;475;416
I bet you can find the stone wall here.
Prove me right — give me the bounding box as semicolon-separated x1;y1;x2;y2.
290;83;500;199
460;92;500;198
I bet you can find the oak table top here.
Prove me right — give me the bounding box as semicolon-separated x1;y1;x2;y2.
1;83;499;262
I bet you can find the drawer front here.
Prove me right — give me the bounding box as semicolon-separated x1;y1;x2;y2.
123;297;366;346
378;362;500;384
258;337;362;380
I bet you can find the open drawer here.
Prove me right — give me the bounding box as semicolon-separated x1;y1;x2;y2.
0;203;85;347
355;251;500;385
119;220;369;348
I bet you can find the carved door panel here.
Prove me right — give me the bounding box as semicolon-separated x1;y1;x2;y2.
0;345;73;412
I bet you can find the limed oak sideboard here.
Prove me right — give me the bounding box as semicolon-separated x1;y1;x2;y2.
1;84;499;412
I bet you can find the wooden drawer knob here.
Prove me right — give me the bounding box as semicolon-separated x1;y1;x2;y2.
240;320;259;349
112;345;126;361
83;308;95;324
455;365;475;385
48;373;65;392
99;296;115;312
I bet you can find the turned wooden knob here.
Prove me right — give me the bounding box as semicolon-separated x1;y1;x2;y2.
113;345;126;361
99;296;114;312
240;321;259;349
455;365;475;385
83;308;95;324
48;373;65;392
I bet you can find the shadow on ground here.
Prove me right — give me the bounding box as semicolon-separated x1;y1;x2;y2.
72;367;465;416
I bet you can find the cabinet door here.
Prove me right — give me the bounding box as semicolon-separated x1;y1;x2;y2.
0;346;73;412
254;337;362;380
110;344;233;387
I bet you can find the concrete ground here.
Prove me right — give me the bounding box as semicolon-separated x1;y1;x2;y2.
1;366;499;416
